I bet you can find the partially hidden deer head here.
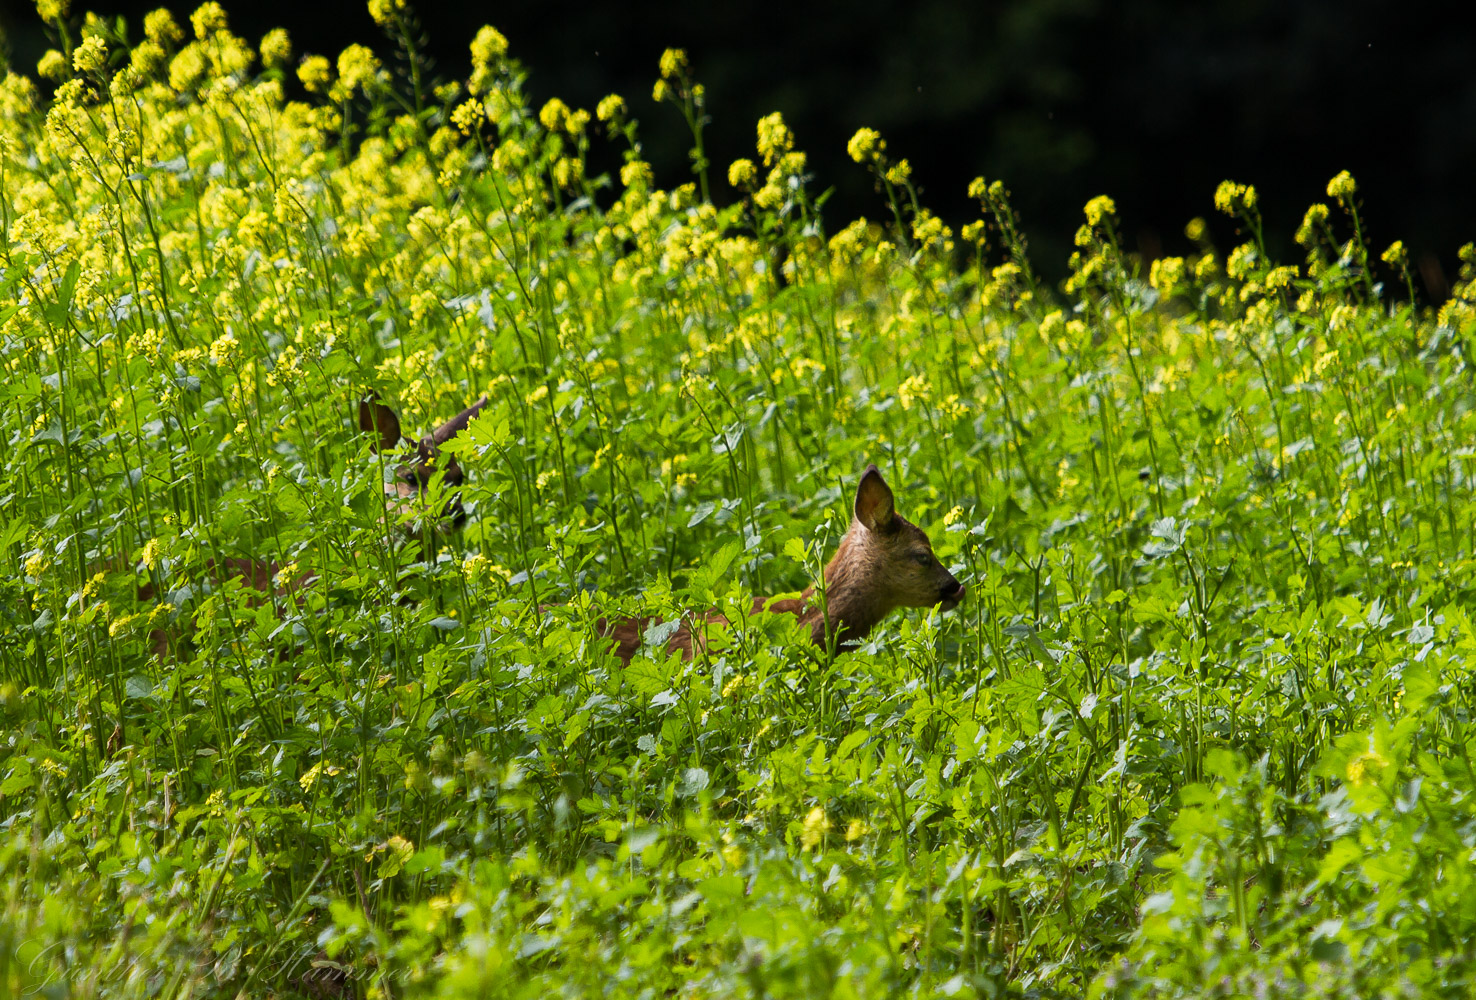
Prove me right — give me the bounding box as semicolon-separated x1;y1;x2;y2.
357;392;488;531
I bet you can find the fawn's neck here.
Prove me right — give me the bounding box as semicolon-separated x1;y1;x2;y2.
794;529;891;647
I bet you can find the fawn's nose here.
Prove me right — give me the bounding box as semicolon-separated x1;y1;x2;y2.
940;579;966;604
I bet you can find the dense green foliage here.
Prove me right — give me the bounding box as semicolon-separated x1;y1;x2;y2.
4;4;1476;997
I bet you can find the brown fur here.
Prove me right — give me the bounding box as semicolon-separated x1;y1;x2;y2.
601;465;964;662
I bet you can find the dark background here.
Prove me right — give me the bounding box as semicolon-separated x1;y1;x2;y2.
3;0;1472;293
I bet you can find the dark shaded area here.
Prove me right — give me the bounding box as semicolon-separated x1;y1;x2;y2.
3;0;1472;288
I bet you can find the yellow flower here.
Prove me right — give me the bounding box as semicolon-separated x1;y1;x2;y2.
538;97;569;132
1184;216;1208;242
1226;242;1258;280
727;158;756;188
267;344;301;387
1213;180;1256;215
468;25;508;93
110;612;143;638
209;331;240;367
659;48;687;79
37;50;69;81
845;819;869;842
1149;256;1185;293
943;505;964;526
775;151;806;177
1295;203;1329;246
144;8;183;44
1381;241;1407;267
552;157;583;189
967;175;987;200
596;94;626;122
367;0;404;26
800;806;830;850
885;159;912;185
470;25;508;64
141;538;161;571
36;0;69;26
1326;170;1357;201
911;212;951;252
848;127;884;164
24;551;48;578
620;160;652;190
1265;265;1298;290
73;36;108;74
1039;310;1066;344
462;552;489;584
1083;195;1116;227
259;29;291;70
336;44;380;94
189;1;228;39
755;111;792;166
274;562;299;589
451;98;484;134
753;182;784;210
297;54;332;94
897;373;931;410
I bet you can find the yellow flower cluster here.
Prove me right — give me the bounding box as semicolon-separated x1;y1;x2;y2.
190;2;229;40
260;29;291;70
469;25;509;94
1149;256;1185;294
298;55;331;94
1296;203;1329;246
897;373;931;410
336;44;381;96
658;48;687;79
367;0;404;26
755;112;792;166
727;158;756;189
1213;180;1257;216
146;8;183;44
848;128;884;164
72;36;108;75
451;98;484;135
1083;195;1116;227
1326;170;1357;202
596;94;625;123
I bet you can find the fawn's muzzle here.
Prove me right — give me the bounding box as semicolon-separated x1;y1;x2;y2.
939;580;966;609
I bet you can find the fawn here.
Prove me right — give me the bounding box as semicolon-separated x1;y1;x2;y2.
600;465;965;663
99;394;488;657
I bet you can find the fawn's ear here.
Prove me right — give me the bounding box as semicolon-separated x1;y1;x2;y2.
428;396;490;447
357;395;403;453
854;464;896;533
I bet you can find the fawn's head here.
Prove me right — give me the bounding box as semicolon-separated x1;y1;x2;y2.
357;393;488;530
834;465;966;613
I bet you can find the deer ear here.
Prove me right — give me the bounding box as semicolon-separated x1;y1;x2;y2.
854;464;896;533
357;395;403;453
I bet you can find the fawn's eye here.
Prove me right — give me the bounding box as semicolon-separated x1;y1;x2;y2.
910;550;931;565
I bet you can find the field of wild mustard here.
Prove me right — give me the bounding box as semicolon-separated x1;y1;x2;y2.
5;1;1476;996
